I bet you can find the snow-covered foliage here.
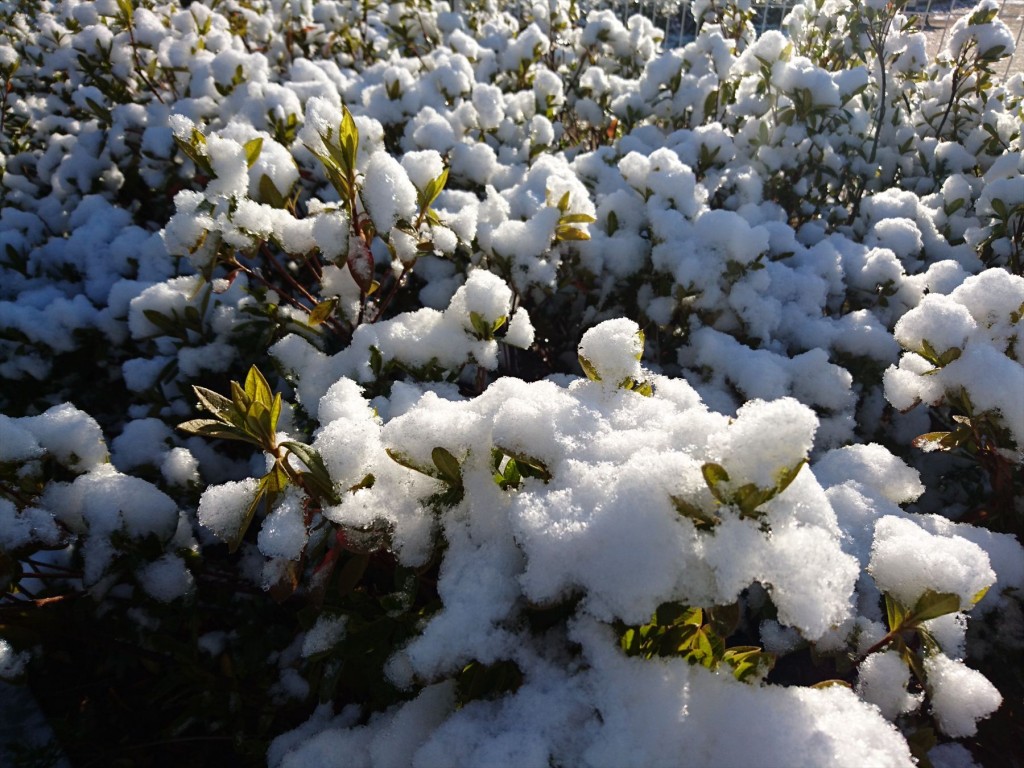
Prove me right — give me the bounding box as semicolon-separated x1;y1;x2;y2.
1;0;1022;763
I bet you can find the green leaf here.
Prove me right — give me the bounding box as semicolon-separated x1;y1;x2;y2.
944;198;965;216
244;365;274;410
555;226;591;242
385;448;436;478
270;392;282;435
499;457;522;489
339;105;359;170
173;135;214;177
671;495;719;530
259;174;286;208
937;347;962;366
282;441;340;504
912;431;954;451
885;593;907;631
556;190;570;213
558;213;597;225
774;459;806;497
908;590;961;623
141;308;181;337
191;385;237;423
308;297;339;327
701;463;731;504
176;419;258;445
724;646;775;683
810;679;852;689
349;473;375;493
920;339;939;365
431;447;463;487
84;97;112;123
969;585;990;607
369;345;384;377
264;461;291;495
116;0;134;22
228;477;268;552
733;483;774;518
243;137;264;168
423;167;449;209
230;379;250;413
710;603;741;638
469;311;493;340
578;354;601;382
494;448;551;483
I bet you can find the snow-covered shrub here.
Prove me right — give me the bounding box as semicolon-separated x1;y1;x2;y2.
884;268;1023;529
2;0;1023;763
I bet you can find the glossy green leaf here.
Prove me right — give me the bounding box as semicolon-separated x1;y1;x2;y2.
908;590;961;623
431;447;463;487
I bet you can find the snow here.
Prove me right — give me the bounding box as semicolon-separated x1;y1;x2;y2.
868;516;996;610
856;650;921;720
137;554;195;602
577;318;644;384
258;490;309;561
197;477;260;543
925;653;1002;738
362;152;418;234
19;405;108;470
301;614;347;658
2;0;1022;762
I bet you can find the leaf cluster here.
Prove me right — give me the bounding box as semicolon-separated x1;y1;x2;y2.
619;601;776;683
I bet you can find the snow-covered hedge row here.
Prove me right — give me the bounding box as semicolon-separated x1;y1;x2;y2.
1;0;1022;764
